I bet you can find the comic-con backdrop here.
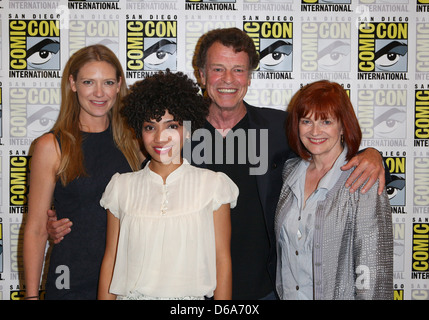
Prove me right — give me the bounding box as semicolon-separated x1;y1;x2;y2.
0;0;428;300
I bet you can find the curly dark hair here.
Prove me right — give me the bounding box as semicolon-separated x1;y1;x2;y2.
121;70;209;139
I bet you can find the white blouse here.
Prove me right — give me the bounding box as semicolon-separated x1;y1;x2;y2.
100;160;239;298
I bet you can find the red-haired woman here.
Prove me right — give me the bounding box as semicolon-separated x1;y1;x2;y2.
275;80;393;300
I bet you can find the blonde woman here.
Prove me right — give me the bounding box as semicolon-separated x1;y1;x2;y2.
23;45;143;300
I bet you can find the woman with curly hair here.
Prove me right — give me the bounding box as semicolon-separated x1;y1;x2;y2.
98;70;239;300
23;44;143;300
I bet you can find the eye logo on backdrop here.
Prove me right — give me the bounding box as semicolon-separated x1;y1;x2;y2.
357;18;408;80
9;16;60;78
259;35;292;72
243;18;293;80
300;19;351;78
385;154;406;208
126;15;177;79
357;85;408;145
9;86;60;141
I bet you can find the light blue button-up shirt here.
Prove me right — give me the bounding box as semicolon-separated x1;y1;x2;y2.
278;148;347;300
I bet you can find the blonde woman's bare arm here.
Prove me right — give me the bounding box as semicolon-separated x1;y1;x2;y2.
23;133;59;299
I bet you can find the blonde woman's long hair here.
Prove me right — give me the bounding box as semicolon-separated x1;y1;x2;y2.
52;44;141;185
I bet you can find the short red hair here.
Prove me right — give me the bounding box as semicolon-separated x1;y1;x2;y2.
286;80;362;161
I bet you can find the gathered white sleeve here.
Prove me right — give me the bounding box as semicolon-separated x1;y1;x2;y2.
212;172;239;211
99;172;123;218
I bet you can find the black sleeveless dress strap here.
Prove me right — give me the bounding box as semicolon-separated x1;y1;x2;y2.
44;127;132;300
